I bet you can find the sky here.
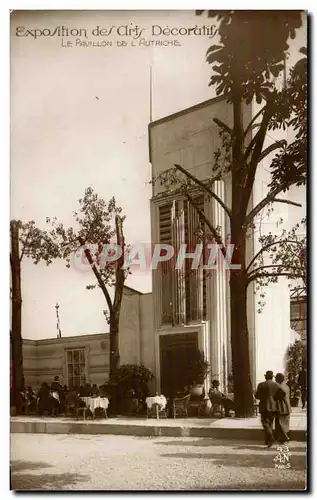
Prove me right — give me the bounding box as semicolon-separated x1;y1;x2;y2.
10;10;306;340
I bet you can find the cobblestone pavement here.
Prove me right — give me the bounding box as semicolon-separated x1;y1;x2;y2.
10;434;306;491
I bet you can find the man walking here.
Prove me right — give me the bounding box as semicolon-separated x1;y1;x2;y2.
255;370;285;447
275;373;291;443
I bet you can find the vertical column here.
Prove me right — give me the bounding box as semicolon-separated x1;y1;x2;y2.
211;180;228;390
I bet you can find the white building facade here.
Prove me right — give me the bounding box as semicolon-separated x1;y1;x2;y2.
148;95;305;395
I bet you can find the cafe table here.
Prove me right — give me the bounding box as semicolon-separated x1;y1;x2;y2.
81;396;109;419
145;395;167;419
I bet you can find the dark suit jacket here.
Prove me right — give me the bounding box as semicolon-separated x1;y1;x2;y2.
275;382;291;415
255;379;285;414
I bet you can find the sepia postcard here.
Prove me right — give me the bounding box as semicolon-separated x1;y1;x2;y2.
10;9;307;491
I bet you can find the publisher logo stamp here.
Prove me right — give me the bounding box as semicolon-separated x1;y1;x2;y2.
273;445;291;469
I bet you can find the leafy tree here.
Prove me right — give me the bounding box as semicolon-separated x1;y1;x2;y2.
46;187;128;379
154;11;306;416
285;339;303;400
111;364;154;396
10;220;59;413
249;217;306;312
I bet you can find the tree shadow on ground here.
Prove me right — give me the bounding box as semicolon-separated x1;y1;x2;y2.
233;444;306;453
154;439;307;453
10;460;52;472
10;460;89;491
159;452;306;470
154;438;265;448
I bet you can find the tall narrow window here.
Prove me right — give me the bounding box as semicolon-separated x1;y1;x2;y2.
66;348;86;389
158;196;206;325
159;204;173;324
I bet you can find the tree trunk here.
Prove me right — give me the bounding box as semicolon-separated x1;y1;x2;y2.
230;272;254;416
229;88;254;417
229;222;254;417
10;221;24;414
109;313;120;379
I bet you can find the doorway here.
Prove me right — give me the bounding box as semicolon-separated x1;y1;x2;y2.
159;332;198;398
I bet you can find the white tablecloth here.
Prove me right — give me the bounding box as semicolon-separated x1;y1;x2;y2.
145;395;167;410
81;397;109;412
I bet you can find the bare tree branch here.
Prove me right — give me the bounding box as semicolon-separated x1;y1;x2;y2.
213;117;233;135
173;163;232;219
184;192;226;258
78;237;114;315
246;184;287;224
257;140;287;163
246;101;275;183
243;105;265;139
273;198;302;208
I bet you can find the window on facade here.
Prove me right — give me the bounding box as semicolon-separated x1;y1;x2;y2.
66;348;86;389
159;203;173;324
158;197;206;325
290;298;307;343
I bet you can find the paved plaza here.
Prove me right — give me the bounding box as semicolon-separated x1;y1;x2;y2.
10;434;306;491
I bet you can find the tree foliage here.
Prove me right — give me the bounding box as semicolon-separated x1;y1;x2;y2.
198;10;302;102
11;219;60;265
46;187;128;305
46;187;129;377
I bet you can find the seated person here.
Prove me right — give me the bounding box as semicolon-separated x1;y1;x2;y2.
59;386;68;414
91;384;100;397
189;381;206;400
51;376;63;393
181;385;190;397
50;376;63;416
19;388;28;414
99;384;109;398
84;383;92;397
209;380;235;417
37;382;51;415
25;386;37;413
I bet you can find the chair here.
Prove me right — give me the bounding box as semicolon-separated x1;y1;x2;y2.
147;402;167;419
94;406;108;419
209;393;225;418
172;394;191;418
65;392;89;420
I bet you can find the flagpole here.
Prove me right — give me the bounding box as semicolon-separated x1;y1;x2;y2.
55;302;62;338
